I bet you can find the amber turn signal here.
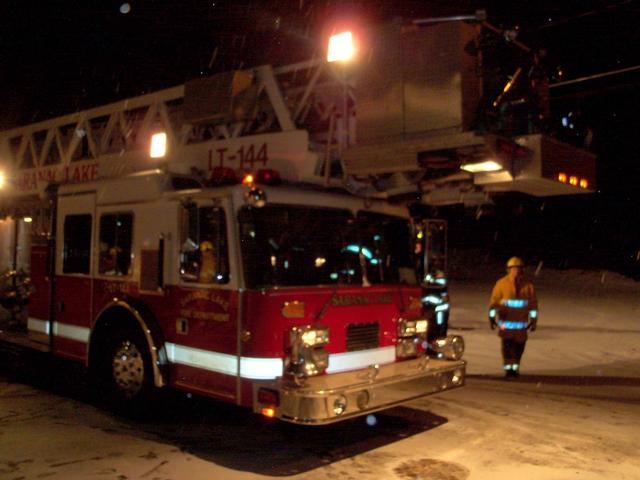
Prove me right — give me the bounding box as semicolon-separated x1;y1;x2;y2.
282;301;305;318
261;407;276;418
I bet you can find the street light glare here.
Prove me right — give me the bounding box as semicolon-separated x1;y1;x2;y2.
327;31;354;62
0;171;5;189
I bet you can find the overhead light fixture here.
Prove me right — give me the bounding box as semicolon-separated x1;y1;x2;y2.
460;160;503;173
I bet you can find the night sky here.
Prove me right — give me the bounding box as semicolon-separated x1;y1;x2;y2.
1;0;639;276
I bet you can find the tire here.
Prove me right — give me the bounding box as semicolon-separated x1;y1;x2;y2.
97;325;156;416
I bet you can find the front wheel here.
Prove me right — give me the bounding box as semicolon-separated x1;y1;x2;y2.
112;337;147;399
97;325;156;415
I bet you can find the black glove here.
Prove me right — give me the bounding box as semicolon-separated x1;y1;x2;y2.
489;308;497;330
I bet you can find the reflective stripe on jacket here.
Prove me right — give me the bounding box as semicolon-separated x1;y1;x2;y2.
498;320;529;330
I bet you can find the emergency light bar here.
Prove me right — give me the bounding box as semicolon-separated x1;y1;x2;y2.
242;169;281;186
208;168;281;187
209;166;238;186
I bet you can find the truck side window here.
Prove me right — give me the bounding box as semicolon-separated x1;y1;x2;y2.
63;214;92;274
180;205;229;284
98;213;133;276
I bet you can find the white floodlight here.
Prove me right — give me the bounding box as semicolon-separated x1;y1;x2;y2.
460;160;503;173
327;31;355;63
150;132;167;158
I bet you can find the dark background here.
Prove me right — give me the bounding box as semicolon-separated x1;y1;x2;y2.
1;0;639;277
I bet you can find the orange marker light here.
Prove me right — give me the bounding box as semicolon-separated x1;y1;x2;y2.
282;301;305;318
579;179;589;189
569;176;578;186
242;173;255;186
261;407;276;418
558;172;567;183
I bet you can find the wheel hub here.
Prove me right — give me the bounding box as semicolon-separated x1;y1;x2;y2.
112;340;144;398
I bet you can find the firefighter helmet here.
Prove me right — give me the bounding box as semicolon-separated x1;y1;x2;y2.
200;241;214;252
506;257;524;269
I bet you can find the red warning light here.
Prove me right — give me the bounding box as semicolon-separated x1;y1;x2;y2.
209;166;238;186
256;169;281;185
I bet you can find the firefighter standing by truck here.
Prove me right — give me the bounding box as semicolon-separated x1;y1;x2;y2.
489;257;538;378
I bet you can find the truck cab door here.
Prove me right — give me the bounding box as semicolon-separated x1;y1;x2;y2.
53;192;96;360
167;197;239;401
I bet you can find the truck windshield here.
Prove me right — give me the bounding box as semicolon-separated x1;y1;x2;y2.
238;205;416;288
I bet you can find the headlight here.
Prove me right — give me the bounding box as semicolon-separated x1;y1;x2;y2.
415;319;428;334
396;318;428;359
285;325;330;378
301;328;329;346
397;318;428;338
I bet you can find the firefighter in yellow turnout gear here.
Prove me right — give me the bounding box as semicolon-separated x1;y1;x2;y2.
489;257;538;378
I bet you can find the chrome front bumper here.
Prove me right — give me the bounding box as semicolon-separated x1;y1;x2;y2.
252;356;465;425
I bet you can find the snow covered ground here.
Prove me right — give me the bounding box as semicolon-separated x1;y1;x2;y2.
450;262;640;377
0;265;639;480
406;264;640;480
300;264;640;480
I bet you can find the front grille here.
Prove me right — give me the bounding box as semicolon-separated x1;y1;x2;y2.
346;322;380;352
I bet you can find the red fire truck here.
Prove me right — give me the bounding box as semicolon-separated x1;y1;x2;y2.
0;164;466;424
22;167;465;424
0;17;594;424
